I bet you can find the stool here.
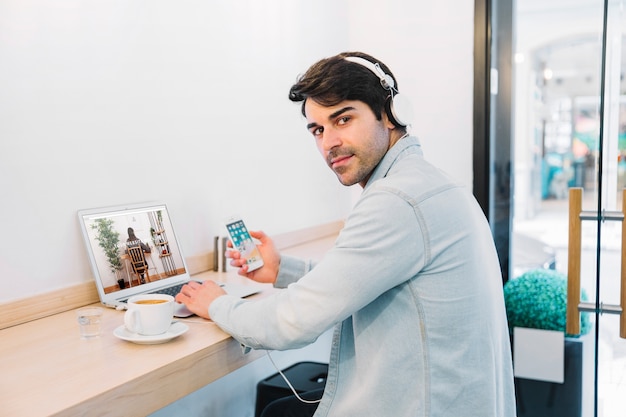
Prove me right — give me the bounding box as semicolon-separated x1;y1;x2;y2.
255;361;328;417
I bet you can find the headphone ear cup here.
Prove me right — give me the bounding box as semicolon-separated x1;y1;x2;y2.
388;94;414;127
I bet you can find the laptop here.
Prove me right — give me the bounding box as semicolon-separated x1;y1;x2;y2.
78;202;261;317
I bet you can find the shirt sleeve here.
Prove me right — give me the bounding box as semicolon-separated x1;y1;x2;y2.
209;187;427;351
274;255;316;288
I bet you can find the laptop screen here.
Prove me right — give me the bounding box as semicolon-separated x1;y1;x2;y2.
78;202;191;305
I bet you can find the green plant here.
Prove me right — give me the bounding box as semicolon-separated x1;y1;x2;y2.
91;218;123;274
503;268;591;337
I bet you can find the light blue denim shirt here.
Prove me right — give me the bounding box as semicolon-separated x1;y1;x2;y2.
210;136;516;416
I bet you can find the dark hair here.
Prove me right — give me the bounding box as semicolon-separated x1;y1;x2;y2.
288;51;401;125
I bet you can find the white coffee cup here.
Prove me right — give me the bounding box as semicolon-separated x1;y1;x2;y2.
124;294;175;336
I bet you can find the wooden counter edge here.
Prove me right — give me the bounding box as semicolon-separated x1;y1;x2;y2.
53;337;267;417
0;220;343;330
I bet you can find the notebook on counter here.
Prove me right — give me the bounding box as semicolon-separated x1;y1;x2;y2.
78;202;261;317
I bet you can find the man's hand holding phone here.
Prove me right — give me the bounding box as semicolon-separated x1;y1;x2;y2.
226;229;280;284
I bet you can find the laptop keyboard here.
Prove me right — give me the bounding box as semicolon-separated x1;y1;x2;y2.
150;281;201;297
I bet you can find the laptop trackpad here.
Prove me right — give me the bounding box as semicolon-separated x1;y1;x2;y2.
174;303;195;318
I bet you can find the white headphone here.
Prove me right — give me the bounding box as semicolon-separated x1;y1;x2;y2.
344;56;413;127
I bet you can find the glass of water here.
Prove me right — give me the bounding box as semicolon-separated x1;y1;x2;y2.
76;307;103;339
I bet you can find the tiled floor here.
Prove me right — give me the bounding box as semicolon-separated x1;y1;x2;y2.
515;197;626;417
597;322;626;417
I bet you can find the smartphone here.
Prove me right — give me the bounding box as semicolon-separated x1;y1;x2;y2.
224;217;264;272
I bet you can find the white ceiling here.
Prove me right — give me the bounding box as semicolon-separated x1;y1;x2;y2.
516;0;626;97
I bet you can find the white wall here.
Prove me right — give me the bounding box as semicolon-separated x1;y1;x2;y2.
0;0;354;302
346;1;475;182
0;0;474;304
0;0;475;304
0;1;474;415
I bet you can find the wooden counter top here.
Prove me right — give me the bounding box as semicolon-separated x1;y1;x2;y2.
0;273;271;416
0;228;340;417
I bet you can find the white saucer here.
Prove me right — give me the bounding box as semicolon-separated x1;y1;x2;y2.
113;321;189;345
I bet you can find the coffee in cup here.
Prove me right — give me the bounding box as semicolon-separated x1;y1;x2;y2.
135;299;168;305
124;294;175;335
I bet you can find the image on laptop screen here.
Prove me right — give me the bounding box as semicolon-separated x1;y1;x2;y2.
78;202;191;305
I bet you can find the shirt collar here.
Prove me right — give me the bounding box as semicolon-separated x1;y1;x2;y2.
364;135;423;189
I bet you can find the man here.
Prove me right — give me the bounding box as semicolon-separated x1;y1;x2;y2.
126;227;151;284
176;52;516;417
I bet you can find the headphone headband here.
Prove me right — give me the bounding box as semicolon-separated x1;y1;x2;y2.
344;56;396;91
344;55;412;128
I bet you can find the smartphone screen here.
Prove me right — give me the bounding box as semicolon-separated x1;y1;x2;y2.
225;218;264;271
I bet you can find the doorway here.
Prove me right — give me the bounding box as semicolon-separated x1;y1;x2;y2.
484;0;626;416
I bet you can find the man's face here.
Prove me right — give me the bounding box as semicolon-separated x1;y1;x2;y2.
304;99;394;187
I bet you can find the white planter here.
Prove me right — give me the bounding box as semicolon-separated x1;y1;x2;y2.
513;327;565;383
